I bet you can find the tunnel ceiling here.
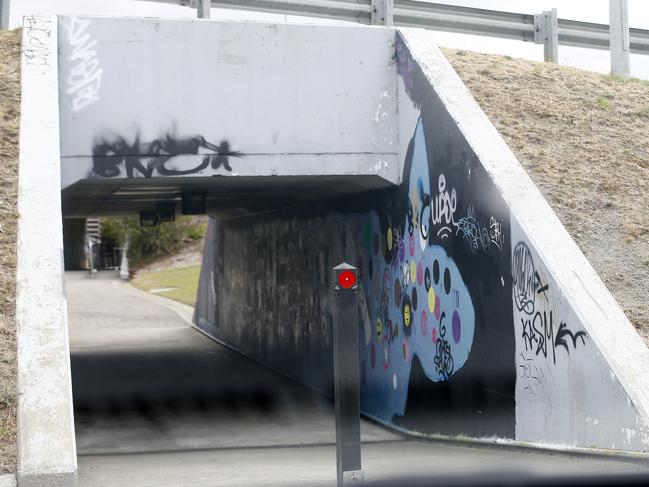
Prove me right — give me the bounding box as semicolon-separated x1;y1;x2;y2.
61;175;395;218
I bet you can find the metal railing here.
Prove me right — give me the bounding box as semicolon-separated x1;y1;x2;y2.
152;0;647;76
3;0;646;71
207;0;649;54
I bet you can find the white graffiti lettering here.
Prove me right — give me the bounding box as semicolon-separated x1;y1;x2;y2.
431;174;457;239
64;17;103;112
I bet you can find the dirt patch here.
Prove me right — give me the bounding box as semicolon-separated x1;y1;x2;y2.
0;28;21;474
443;48;649;345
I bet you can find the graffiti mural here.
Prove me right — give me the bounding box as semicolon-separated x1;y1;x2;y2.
90;133;240;178
354;119;476;421
388;33;515;437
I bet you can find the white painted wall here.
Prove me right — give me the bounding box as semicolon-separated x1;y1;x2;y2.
398;26;649;451
57;17;398;187
17;15;77;487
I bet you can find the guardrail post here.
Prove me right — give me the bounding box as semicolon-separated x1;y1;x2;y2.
0;0;10;29
371;0;393;27
609;0;630;77
331;263;363;486
534;8;558;63
191;0;211;19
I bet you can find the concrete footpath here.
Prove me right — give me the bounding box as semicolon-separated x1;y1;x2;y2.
65;272;649;486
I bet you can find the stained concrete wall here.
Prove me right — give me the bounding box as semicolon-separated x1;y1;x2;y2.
196;27;649;452
57;16;398;189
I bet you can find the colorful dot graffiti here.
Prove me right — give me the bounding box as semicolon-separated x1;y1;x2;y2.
382;337;391;369
428;287;436;313
420;310;428;336
452;310;461;343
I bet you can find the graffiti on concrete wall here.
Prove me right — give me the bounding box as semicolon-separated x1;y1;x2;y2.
456;206;505;254
512;241;587;394
63;17;103;112
196;32;516;439
356;118;476;421
91;132;240;178
23;15;55;73
352;33;516;435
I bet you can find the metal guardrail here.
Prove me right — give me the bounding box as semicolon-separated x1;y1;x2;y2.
170;0;649;56
4;0;646;72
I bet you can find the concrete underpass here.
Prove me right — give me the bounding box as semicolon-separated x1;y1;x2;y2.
15;13;649;486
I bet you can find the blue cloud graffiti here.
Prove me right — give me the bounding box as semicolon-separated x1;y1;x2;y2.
353;119;476;422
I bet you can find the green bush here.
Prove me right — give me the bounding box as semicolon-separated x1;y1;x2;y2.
101;216;206;269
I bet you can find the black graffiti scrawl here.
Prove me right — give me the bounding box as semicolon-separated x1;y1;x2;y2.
91;132;241;178
513;241;587;366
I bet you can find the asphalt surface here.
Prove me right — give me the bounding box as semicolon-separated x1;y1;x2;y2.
65;271;649;486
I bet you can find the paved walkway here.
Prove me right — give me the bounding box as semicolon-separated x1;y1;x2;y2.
65;271;649;486
66;271;397;455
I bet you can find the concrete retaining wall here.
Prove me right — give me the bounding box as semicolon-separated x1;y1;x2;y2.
196;27;649;452
17;15;77;486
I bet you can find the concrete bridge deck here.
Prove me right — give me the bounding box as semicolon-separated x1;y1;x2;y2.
65;272;649;486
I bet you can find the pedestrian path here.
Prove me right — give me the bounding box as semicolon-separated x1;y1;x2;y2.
66;271;398;455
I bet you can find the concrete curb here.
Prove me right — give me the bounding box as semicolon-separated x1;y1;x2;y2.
362;412;649;464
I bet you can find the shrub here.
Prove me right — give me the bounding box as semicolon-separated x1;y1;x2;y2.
101;216;206;269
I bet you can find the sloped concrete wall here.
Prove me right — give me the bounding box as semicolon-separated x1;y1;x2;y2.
196;27;649;452
17;15;77;486
398;27;649;451
57;16;398;189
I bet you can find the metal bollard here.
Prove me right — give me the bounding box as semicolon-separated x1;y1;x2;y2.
331;263;364;486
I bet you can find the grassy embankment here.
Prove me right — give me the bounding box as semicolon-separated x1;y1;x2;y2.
0;28;20;474
131;265;201;306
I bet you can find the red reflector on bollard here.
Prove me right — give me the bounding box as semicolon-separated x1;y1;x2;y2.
337;270;356;289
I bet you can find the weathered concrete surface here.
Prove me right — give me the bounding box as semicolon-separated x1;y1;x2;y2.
65;272;399;455
77;439;649;487
16;15;77;487
57;16;399;202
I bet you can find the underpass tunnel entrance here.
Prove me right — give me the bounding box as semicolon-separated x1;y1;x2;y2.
56;14;407;469
62;181;401;462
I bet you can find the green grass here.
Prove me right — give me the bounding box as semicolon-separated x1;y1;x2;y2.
131;265;201;306
596;95;610;110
